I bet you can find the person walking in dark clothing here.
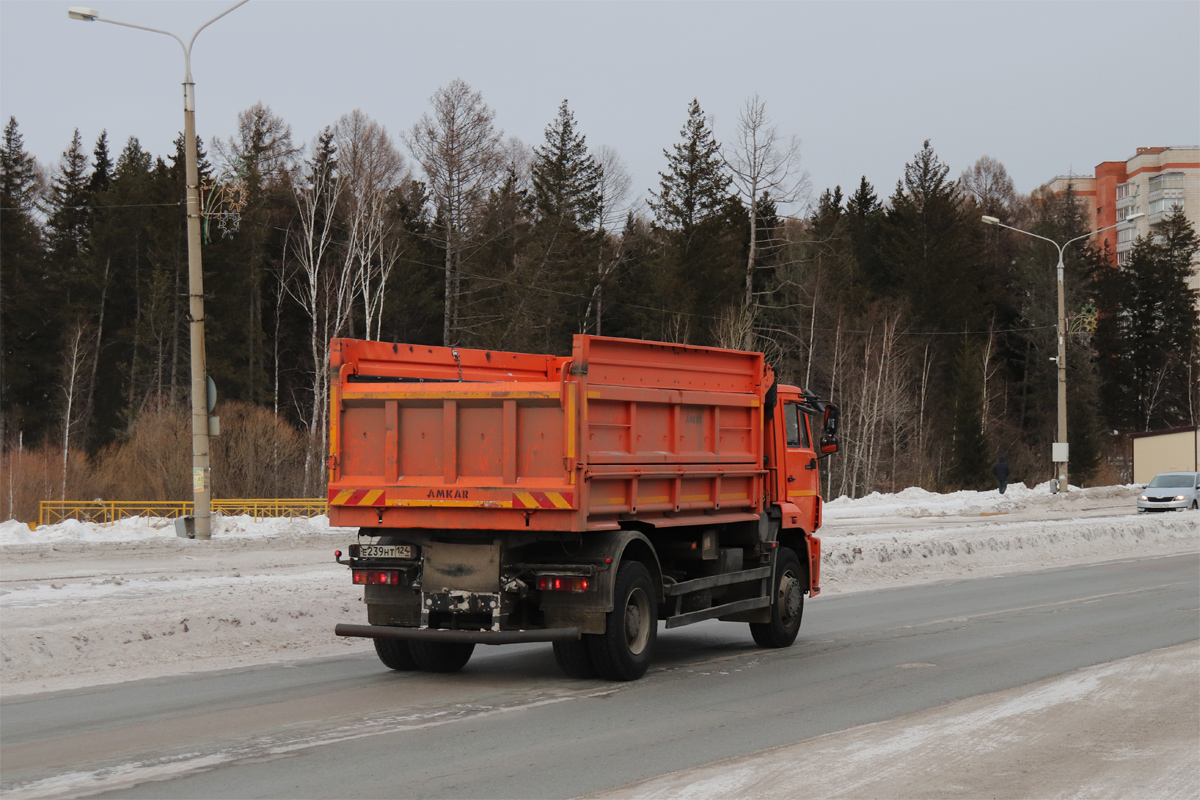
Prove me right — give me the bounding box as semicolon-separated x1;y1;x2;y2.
993;456;1011;494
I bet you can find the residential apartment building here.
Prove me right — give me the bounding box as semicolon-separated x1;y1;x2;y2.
1036;146;1200;298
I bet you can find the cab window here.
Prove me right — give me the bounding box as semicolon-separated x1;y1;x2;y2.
784;404;811;449
785;404;800;447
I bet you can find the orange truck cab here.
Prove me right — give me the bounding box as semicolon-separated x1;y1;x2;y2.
330;335;839;680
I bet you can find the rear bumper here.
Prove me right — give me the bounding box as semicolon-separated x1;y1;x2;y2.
334;623;580;645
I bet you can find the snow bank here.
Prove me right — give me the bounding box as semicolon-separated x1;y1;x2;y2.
819;512;1198;592
0;514;353;546
824;480;1135;520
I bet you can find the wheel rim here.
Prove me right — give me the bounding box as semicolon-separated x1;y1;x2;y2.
778;569;802;627
624;587;651;655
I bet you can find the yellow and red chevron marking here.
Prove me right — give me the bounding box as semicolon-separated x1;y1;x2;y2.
512;490;574;510
328;488;386;506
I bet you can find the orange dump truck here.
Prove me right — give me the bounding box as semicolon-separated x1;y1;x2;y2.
331;335;838;680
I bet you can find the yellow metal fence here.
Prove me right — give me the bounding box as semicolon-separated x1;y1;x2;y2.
37;499;327;528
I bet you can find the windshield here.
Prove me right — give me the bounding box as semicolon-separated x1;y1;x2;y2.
1148;474;1196;488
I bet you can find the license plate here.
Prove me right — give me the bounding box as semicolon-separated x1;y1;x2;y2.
359;544;413;559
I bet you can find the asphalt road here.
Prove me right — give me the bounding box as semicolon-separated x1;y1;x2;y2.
2;553;1196;799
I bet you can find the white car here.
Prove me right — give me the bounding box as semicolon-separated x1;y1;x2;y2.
1138;472;1200;512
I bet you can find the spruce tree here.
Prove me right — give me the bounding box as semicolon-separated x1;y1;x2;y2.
949;337;992;489
1;117;50;441
649;99;732;236
846;176;885;298
46;129;92;272
1;117;40;215
811;186;843;240
646;100;743;338
88;131;112;196
1097;209;1200;430
532;100;600;229
879;140;986;333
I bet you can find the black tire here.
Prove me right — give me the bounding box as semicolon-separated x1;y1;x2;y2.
410;641;475;673
553;639;598;679
373;637;419;671
750;547;804;648
588;561;657;681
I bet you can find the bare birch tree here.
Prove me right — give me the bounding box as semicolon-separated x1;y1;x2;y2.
725;94;809;308
404;79;503;346
59;322;94;500
585;144;632;336
959;155;1016;217
334;110;407;341
285;129;353;490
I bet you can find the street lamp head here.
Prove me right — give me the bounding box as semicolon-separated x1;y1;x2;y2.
981;215;1000;225
1126;212;1145;222
67;7;99;20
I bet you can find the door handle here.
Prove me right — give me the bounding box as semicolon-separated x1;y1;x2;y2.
787;475;796;482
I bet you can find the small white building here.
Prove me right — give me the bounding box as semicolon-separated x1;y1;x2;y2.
1130;426;1200;484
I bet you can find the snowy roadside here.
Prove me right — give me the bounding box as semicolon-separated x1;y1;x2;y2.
582;641;1200;800
818;483;1199;593
1;484;1197;697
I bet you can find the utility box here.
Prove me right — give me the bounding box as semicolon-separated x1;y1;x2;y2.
174;515;196;539
1130;427;1200;484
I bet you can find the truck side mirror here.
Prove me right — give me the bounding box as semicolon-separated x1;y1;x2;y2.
823;404;839;436
820;404;839;454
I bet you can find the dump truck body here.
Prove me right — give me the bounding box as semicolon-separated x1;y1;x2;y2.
329;335;837;680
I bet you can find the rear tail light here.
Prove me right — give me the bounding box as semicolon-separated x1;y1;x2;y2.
536;575;590;593
353;570;401;585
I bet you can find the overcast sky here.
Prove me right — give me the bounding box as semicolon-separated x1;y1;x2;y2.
3;0;1198;218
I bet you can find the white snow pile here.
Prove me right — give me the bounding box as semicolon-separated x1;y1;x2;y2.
0;513;352;546
818;482;1198;591
1;484;1196;697
824;479;1131;519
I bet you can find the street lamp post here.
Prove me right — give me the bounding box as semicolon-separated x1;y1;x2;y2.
69;2;248;539
982;212;1144;493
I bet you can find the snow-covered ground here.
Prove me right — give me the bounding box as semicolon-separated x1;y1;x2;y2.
1;483;1196;697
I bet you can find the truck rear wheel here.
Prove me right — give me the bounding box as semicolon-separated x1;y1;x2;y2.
410;641;475;673
374;637;419;670
588;561;657;681
553;639;598;679
750;547;803;648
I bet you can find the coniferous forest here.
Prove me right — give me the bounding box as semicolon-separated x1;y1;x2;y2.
2;85;1198;520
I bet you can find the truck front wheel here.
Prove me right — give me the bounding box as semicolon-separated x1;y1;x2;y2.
750;547;804;648
374;637;419;670
588;561;657;681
